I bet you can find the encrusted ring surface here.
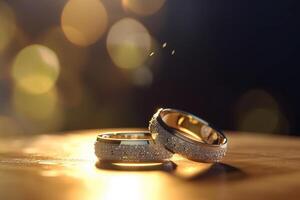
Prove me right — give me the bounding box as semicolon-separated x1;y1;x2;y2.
149;108;227;162
95;130;172;162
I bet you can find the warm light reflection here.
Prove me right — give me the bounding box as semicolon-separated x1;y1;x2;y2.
106;18;151;69
236;89;289;133
100;173;146;200
63;168;166;200
12;45;60;94
0;1;17;53
122;0;166;16
20;132;167;200
0;130;216;200
61;0;108;46
40;170;61;177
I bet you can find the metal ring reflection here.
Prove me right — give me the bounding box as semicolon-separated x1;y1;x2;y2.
149;108;227;162
95;130;173;163
97;131;153;144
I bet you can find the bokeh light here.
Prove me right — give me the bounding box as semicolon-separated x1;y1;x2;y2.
106;18;151;70
11;44;60;94
13;86;64;133
122;0;166;16
61;0;108;46
0;1;17;53
235;89;289;133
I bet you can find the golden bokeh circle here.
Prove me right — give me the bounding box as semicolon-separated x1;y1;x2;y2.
106;18;151;70
61;0;108;46
235;89;288;133
12;44;60;94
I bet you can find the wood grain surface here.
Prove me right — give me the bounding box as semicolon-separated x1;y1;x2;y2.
0;128;299;200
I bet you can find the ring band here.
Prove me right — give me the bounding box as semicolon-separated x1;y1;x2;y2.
94;130;172;162
149;108;227;162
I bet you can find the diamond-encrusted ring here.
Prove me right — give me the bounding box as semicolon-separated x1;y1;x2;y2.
149;108;227;162
94;130;173;162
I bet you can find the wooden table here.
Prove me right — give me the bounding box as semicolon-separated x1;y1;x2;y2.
0;128;299;200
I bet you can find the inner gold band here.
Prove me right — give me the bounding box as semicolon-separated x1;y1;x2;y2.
97;131;154;145
158;109;227;146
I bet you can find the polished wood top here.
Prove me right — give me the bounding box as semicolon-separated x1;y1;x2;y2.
0;128;299;200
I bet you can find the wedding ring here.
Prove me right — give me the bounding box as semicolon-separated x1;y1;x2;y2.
94;130;172;162
149;108;227;162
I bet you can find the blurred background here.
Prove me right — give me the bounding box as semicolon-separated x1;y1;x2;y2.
0;0;299;136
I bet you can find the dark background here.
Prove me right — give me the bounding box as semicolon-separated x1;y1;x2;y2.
1;0;299;136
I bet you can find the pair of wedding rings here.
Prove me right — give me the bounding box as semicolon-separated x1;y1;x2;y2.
94;108;227;163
